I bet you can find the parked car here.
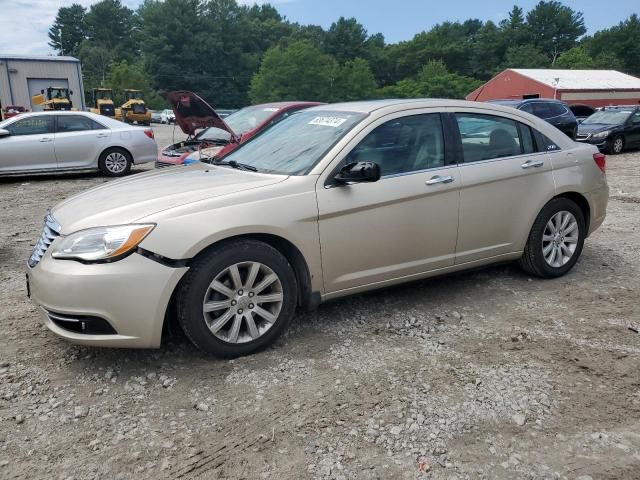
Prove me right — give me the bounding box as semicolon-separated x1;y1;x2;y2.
0;111;157;176
569;104;596;123
150;110;163;123
576;105;640;154
2;105;27;120
26;99;608;357
156;91;322;168
488;99;578;139
161;109;175;124
217;109;237;118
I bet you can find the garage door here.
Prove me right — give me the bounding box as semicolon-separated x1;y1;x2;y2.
27;78;69;111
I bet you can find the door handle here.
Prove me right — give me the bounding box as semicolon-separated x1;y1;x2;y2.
425;175;454;186
96;133;109;138
39;137;52;142
521;160;544;169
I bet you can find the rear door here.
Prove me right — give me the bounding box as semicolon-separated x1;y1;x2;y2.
0;115;57;173
452;112;556;264
54;115;111;169
626;111;640;147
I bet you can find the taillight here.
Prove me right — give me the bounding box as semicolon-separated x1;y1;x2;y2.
593;152;606;173
144;129;154;139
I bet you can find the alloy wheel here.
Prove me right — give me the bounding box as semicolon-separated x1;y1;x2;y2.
542;210;579;268
613;137;624;154
104;152;128;174
202;261;283;344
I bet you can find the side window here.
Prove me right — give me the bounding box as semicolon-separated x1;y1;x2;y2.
348;114;445;176
455;113;522;162
92;119;107;130
519;103;534;114
531;102;552;119
631;112;640;124
5;116;54;136
57;115;96;133
533;130;561;152
519;125;535;154
548;103;568;117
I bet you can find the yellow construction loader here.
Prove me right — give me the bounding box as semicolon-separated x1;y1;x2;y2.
89;88;116;118
119;89;151;125
31;86;73;111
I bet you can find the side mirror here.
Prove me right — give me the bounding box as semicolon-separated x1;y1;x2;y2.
0;128;11;138
334;161;381;184
69;90;73;95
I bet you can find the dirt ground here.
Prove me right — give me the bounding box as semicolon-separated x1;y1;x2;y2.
0;125;639;479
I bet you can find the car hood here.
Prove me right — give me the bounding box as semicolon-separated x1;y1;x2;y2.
578;123;618;134
168;90;238;140
51;164;286;233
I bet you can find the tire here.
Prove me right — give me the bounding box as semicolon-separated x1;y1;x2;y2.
177;240;298;357
98;148;132;177
518;197;586;278
609;135;624;154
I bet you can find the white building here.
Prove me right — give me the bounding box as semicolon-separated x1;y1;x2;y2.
0;54;85;111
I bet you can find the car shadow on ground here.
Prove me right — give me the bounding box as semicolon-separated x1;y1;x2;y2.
0;167;150;184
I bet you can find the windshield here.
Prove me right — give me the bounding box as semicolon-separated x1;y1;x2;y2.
95;90;111;100
583;110;632;125
126;91;143;100
224;105;280;135
48;88;68;99
218;110;366;175
196;127;230;142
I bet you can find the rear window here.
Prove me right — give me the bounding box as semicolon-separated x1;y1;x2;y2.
455;114;526;162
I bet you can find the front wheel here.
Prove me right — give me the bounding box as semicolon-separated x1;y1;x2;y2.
518;198;586;278
177;240;298;357
609;135;624;154
98;148;132;177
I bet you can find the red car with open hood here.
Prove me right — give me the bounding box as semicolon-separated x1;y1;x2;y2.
156;91;322;168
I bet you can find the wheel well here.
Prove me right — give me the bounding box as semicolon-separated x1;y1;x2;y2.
162;233;315;344
100;146;133;164
555;192;590;232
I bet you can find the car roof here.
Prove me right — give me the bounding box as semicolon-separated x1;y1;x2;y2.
248;101;324;110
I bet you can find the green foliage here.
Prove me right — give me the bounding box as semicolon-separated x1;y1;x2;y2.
503;45;550;69
377;60;482;99
48;3;87;57
554;47;594;69
105;60;164;108
249;42;338;103
48;0;640;109
583;14;640;76
526;1;586;64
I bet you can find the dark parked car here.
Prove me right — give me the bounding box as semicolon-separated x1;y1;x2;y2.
576;106;640;154
488;99;578;140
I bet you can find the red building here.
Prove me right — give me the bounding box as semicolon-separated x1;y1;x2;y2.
466;69;640;108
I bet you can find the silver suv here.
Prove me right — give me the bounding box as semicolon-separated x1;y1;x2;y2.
27;99;609;357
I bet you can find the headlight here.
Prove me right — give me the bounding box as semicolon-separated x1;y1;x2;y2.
592;130;610;138
51;224;155;262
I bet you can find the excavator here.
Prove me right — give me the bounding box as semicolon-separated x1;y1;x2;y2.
119;89;151;125
31;86;73;111
89;88;116;118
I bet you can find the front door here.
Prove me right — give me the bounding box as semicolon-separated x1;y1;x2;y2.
626;111;640;147
452;112;556;264
54;115;111;169
316;113;460;294
0;115;56;173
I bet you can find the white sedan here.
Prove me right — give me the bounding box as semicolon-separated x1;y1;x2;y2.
0;111;157;177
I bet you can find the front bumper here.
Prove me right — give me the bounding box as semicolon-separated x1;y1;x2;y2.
27;250;188;348
576;136;610;150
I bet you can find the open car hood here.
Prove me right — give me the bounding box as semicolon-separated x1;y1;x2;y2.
167;90;238;140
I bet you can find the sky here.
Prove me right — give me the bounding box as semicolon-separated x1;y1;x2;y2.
0;0;638;55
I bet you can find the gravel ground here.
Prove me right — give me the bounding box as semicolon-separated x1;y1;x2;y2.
0;129;639;479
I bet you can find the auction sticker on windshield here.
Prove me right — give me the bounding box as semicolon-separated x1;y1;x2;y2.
309;116;348;127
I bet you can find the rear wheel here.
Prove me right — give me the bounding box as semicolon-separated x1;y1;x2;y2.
518;198;586;278
177;240;298;357
98;148;132;176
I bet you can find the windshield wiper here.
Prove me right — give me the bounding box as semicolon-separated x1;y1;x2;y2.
213;160;258;172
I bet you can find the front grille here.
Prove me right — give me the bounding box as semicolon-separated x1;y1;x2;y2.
576;133;591;140
155;160;175;169
28;213;61;268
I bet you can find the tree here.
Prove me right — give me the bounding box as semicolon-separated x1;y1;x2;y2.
554;46;594;69
331;58;376;101
48;4;86;56
249;41;338;103
377;60;482;99
584;14;640;76
526;1;586;64
325;17;368;63
105;60;164;108
85;0;136;56
502;45;550;69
